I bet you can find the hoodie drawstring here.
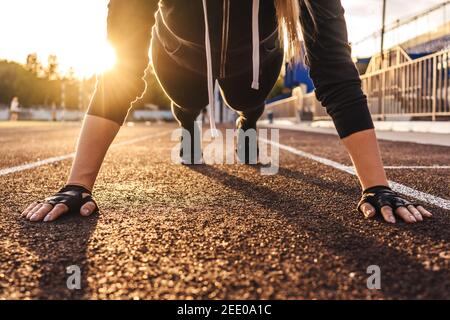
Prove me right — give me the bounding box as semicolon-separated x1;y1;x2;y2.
202;0;260;137
251;0;260;90
201;0;218;137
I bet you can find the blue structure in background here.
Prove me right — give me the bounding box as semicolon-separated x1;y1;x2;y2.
356;57;371;65
284;62;315;93
271;29;450;104
406;34;450;56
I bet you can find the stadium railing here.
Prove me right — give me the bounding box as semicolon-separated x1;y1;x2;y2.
265;49;450;121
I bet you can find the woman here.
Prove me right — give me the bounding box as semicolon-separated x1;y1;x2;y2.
21;0;432;224
9;96;20;121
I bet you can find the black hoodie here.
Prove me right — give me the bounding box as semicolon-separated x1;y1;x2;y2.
101;0;374;138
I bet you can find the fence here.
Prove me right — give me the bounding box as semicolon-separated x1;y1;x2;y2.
266;49;450;121
264;96;299;118
0;107;175;122
361;49;450;120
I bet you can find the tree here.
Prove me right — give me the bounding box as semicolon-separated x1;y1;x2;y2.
0;58;90;109
25;53;43;76
45;55;59;80
1;54;171;111
0;60;46;107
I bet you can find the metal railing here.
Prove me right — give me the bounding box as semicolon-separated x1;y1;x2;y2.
362;49;450;120
265;96;298;118
265;49;450;121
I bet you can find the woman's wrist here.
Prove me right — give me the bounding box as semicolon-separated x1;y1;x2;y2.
65;180;94;193
341;129;390;192
362;184;391;194
361;180;389;192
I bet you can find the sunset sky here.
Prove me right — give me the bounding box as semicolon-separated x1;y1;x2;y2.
0;0;445;77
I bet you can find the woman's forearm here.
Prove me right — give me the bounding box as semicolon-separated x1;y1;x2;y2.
67;115;121;191
341;128;389;190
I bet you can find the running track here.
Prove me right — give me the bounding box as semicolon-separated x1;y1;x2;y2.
0;121;449;299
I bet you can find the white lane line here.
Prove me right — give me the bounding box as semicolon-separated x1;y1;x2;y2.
383;165;450;170
262;139;450;211
0;130;171;177
338;165;450;170
0;154;76;177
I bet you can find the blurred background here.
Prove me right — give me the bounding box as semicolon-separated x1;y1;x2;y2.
0;0;449;125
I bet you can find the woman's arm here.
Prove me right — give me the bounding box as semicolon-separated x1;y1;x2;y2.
341;129;432;223
341;129;388;190
67;115;121;191
299;0;432;223
21;0;159;223
21;115;120;222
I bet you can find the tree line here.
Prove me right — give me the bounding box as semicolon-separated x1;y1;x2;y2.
0;53;171;110
0;53;285;111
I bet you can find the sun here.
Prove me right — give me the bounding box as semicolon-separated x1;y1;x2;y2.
91;42;117;75
67;41;117;78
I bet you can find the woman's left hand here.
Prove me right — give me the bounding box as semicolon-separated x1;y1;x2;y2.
358;185;433;224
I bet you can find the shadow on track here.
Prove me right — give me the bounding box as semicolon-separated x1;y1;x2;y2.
276;166;450;244
188;164;450;299
17;213;98;299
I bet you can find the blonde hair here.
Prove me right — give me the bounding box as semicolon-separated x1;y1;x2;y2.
274;0;303;64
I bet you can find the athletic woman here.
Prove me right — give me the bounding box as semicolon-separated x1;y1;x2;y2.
21;0;433;224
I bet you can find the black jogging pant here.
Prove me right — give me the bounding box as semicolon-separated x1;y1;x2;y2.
87;0;374;139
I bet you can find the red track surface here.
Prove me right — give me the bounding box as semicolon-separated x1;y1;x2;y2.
0;122;449;299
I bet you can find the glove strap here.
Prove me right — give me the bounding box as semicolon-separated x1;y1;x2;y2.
60;184;92;194
362;185;391;194
44;184;97;215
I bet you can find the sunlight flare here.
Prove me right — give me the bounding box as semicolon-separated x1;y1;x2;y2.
70;41;117;78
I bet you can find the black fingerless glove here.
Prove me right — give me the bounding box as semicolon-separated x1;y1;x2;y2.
357;185;413;214
44;184;98;215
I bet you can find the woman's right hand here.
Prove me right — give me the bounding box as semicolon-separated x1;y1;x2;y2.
21;185;98;222
358;185;432;224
